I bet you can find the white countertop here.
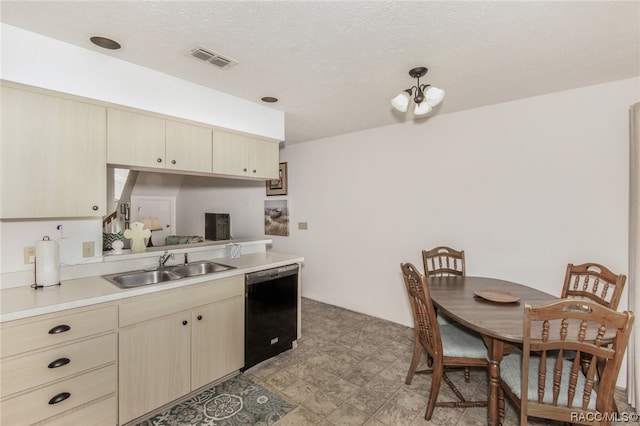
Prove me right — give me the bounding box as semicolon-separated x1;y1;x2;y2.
0;251;303;323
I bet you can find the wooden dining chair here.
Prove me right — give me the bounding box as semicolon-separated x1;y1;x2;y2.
422;246;466;277
498;299;634;425
400;262;488;420
561;262;626;310
422;246;465;325
560;262;628;405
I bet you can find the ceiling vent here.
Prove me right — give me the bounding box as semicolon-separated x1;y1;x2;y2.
188;46;238;69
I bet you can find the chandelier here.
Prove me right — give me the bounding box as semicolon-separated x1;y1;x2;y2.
391;67;445;116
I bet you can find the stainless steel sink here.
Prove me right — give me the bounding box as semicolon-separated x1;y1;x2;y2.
107;269;182;288
168;261;234;277
103;260;235;289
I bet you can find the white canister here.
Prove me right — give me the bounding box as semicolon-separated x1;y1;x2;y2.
35;236;60;287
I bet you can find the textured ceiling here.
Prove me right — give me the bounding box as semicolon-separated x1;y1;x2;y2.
1;1;639;144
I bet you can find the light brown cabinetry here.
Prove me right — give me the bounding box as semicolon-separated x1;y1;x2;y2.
212;129;280;179
191;296;244;389
118;310;191;422
166;120;213;173
0;84;107;218
107;108;213;173
118;276;244;424
0;304;117;426
107;108;166;169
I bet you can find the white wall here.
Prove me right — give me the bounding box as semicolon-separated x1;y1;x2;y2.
0;23;284;140
131;172;185;198
274;78;639;328
175;176;265;239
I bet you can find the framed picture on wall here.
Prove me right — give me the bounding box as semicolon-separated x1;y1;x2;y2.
264;199;290;236
266;162;288;196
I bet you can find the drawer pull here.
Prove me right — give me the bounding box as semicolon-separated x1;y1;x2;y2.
48;357;71;369
48;392;71;405
48;324;71;334
197;315;203;321
182;320;188;326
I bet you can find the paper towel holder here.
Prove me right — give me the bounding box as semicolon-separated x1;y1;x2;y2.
31;236;61;290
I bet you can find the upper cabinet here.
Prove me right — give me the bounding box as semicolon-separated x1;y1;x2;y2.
108;108;279;179
212;130;280;179
165;120;212;173
0;85;106;219
107;109;212;174
0;82;281;219
106;109;165;169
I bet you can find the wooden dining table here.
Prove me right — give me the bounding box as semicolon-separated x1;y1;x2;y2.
428;276;558;426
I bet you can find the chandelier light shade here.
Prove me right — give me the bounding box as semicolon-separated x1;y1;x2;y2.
391;66;445;116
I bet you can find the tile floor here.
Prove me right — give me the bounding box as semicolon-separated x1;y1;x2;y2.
244;297;639;426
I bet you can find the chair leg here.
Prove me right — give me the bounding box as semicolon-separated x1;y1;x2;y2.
498;386;505;421
405;336;423;385
425;360;443;420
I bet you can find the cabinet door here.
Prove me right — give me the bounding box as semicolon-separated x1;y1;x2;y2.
249;138;280;179
191;296;244;389
165;120;212;173
107;108;165;169
211;130;250;176
0;86;106;218
118;312;191;424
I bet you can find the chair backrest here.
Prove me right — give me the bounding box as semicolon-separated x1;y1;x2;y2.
422;246;465;277
400;262;442;361
561;263;626;310
520;299;634;423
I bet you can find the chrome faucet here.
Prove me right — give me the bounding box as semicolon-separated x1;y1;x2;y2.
159;251;172;268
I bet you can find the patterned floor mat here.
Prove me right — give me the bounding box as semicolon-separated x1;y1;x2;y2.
137;374;296;426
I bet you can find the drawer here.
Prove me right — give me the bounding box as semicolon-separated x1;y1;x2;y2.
0;364;116;426
1;305;117;358
37;394;116;426
1;333;116;398
119;275;243;327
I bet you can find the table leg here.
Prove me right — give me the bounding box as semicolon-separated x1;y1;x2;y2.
487;337;505;426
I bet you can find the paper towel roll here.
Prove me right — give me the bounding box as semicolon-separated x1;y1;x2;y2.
36;236;60;287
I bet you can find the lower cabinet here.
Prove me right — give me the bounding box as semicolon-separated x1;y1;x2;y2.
0;304;117;426
119;311;191;422
1;365;116;425
118;276;244;424
0;276;245;425
191;296;244;390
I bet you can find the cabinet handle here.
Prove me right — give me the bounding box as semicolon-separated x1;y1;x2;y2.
157;158;162;163
48;392;71;405
48;357;71;369
171;160;176;165
92;205;99;211
252;169;257;173
48;324;71;334
197;315;203;321
182;320;188;326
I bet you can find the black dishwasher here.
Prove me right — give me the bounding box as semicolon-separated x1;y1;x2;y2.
243;264;298;371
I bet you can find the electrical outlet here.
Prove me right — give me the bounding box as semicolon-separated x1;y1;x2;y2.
23;246;36;264
82;241;95;258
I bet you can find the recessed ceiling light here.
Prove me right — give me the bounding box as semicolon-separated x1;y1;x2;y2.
90;36;121;50
261;97;278;103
